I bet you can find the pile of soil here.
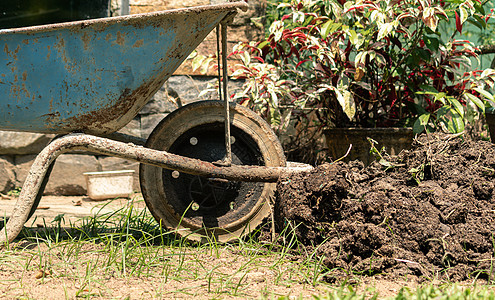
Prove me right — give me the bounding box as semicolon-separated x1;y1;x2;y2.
275;133;495;281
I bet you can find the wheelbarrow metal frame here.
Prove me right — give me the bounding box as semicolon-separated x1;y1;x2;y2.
0;133;311;244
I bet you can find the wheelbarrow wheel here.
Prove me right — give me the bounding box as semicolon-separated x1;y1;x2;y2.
139;101;286;242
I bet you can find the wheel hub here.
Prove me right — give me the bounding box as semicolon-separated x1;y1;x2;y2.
162;123;263;228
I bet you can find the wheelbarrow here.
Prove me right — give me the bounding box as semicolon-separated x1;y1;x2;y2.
0;1;310;244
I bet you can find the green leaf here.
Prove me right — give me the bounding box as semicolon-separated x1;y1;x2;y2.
342;90;356;119
191;54;205;72
408;101;428;114
434;92;447;101
413;114;430;134
379;158;394;168
269;106;281;126
348;30;359;46
418;113;430;126
416;48;430;61
435;95;446;105
474;0;485;14
200;57;214;74
450;97;465;118
257;41;269;50
464;93;485;113
467;16;486;30
321;20;341;39
474;87;495;101
423;35;440;52
355;51;366;65
334;88;356;120
451;110;465;133
419;85;439;94
321;20;333;39
436;106;450;118
459;6;469;25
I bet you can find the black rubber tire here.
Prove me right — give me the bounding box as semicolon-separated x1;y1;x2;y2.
139;101;286;242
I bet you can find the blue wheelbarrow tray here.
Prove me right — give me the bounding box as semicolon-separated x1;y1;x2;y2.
0;2;245;134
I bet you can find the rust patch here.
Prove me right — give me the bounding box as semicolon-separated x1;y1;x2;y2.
54;72;167;134
3;44;20;60
115;32;125;46
10;70;32;100
54;36;65;50
80;22;90;29
133;39;144;48
46;45;51;60
81;32;91;51
43;112;61;126
54;36;66;65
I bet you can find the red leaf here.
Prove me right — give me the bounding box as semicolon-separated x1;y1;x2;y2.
253;56;265;63
289;45;300;60
464;50;477;57
296;59;310;68
455;11;462;33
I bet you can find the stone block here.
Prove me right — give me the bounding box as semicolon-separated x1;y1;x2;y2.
167;76;219;105
15;154;100;196
110;0;122;16
141;113;167;138
116;116;142;138
0;156;16;194
139;86;178;115
0;131;55;155
98;156;141;191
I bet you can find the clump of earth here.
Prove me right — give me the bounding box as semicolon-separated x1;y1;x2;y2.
275;133;495;281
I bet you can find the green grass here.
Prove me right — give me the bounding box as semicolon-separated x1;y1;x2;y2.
0;196;494;299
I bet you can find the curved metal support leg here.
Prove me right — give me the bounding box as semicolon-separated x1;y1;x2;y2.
0;141;60;245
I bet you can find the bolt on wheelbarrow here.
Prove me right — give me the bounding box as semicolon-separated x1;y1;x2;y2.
0;1;311;244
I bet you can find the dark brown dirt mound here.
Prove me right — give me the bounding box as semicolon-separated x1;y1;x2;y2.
275;133;495;281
